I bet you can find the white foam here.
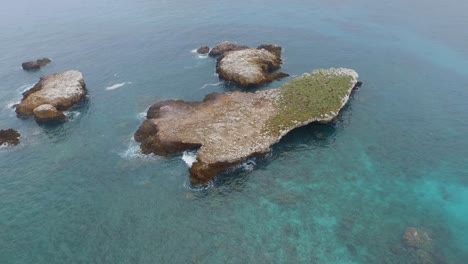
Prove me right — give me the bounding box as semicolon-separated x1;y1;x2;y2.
2;84;34;112
64;111;81;119
0;140;24;151
239;159;256;172
200;81;223;89
191;48;209;59
19;84;34;93
137;111;147;120
4;100;20;111
119;137;159;161
105;82;132;91
223;158;258;173
5;101;18;109
182;151;197;167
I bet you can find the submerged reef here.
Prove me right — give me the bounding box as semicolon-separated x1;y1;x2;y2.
400;227;442;264
16;70;87;122
135;68;359;184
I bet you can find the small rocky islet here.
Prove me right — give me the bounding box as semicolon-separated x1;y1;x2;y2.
21;58;51;71
135;67;360;184
16;70;87;122
198;41;289;88
2;63;86;149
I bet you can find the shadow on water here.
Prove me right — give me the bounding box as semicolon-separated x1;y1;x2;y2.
35;100;91;143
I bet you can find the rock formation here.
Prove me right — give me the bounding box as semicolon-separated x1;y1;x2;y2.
205;42;289;87
21;58;51;71
16;70;86;122
33;104;67;122
0;129;20;146
216;47;289;87
135;68;359;184
208;42;249;57
196;46;210;55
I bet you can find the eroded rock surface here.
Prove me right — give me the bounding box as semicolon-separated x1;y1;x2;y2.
216;47;289;87
21;58;51;71
208;41;248;57
33;104;67;122
204;42;289;87
0;129;20;146
135;68;359;184
16;70;86;122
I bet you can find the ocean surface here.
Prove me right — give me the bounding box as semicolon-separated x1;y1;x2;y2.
1;0;468;263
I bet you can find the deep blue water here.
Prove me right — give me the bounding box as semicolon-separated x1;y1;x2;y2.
1;0;468;263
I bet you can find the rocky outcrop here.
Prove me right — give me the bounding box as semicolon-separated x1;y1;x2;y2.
21;58;51;71
135;68;359;184
196;46;210;55
16;70;86;122
0;129;20;146
33;104;67;122
205;42;288;87
208;42;248;57
353;81;363;90
216;47;289;87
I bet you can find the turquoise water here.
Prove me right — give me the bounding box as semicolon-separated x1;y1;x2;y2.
1;0;468;262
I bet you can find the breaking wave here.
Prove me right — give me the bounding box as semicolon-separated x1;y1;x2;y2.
64;111;81;119
119;137;158;161
3;83;34;112
105;82;132;91
200;82;223;89
19;84;34;93
191;48;209;59
182;151;197;167
137;111;147;120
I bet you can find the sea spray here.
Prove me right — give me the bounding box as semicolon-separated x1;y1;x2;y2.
137;111;147;120
182;151;197;167
119;137;159;161
191;48;209;59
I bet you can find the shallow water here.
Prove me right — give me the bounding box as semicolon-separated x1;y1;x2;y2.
1;0;468;263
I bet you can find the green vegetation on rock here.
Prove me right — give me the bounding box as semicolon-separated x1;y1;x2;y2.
267;70;354;135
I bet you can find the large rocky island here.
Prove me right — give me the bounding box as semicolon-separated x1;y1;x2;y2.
135;68;359;184
16;70;87;122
